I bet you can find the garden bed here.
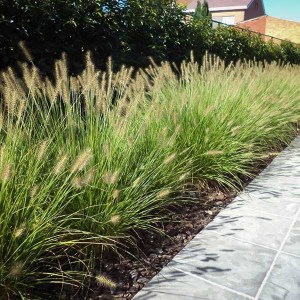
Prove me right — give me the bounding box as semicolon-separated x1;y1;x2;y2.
85;156;280;299
89;187;236;299
0;53;300;299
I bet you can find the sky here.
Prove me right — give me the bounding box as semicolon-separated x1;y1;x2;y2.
263;0;300;22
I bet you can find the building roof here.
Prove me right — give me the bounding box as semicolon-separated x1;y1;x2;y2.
178;0;256;11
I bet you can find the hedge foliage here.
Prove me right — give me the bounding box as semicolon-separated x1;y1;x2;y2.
193;19;300;65
0;0;300;74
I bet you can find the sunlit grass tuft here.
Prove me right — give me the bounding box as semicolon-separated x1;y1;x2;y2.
0;52;299;298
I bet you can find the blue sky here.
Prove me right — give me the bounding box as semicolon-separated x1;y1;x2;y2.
264;0;300;22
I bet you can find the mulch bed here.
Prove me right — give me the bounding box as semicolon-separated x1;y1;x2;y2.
67;153;281;299
85;186;239;299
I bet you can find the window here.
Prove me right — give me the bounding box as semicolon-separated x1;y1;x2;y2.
222;16;236;25
212;16;223;28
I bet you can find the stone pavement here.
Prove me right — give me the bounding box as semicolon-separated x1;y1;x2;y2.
134;137;300;300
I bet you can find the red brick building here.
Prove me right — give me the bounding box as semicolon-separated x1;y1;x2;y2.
177;0;266;25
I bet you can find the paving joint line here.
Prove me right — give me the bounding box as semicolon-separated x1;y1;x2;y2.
172;267;254;300
281;250;300;260
254;206;300;300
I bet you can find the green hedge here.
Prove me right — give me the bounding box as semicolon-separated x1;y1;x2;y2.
0;0;191;73
0;0;299;74
192;19;300;65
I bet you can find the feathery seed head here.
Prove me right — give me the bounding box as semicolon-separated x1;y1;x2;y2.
179;172;189;182
1;164;13;182
53;153;69;175
37;140;49;161
30;185;39;198
132;177;141;188
157;189;171;199
231;126;241;136
103;171;119;185
111;215;121;225
72;177;84;189
205;150;224;156
61;83;70;104
45;77;57;103
84;168;95;185
17;98;26;119
112;189;120;199
9;262;24;278
127;137;133;148
173;125;181;136
18;41;33;62
0;145;6;166
14;224;26;238
158;127;168;143
71;149;93;173
163;153;176;165
180;148;190;156
227;120;234;127
96;275;117;289
70;76;80;93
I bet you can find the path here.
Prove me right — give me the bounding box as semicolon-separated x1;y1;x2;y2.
134;137;300;300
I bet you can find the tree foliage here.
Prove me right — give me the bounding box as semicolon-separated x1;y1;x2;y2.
194;0;212;20
0;0;191;73
0;0;299;75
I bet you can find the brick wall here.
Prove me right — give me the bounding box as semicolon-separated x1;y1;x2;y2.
266;17;300;44
238;16;267;35
238;16;300;44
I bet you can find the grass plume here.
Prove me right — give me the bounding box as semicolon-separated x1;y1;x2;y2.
0;52;299;298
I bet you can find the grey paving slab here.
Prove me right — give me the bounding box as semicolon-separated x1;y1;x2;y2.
230;192;300;219
247;175;300;191
289;137;300;148
205;207;292;249
260;167;300;178
136;267;251;300
134;136;300;300
260;156;300;176
240;189;300;204
283;221;300;257
258;254;300;300
245;177;300;199
168;232;276;297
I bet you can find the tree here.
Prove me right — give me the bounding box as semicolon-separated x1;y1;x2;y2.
194;0;212;20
